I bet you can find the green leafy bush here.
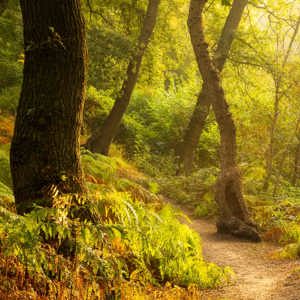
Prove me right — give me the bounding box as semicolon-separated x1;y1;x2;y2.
0;86;20;114
0;150;231;297
158;168;219;217
0;146;13;210
247;195;300;258
0;146;12;187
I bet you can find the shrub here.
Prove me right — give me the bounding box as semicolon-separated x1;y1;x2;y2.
0;150;231;297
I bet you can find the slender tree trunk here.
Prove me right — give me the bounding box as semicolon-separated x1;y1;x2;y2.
177;83;211;174
178;0;248;174
263;82;280;191
188;0;260;241
86;0;160;155
0;0;8;16
10;0;86;214
263;16;300;192
292;137;300;186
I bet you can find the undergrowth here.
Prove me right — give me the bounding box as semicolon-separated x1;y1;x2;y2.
153;157;300;259
157;167;219;219
0;146;231;299
247;195;300;259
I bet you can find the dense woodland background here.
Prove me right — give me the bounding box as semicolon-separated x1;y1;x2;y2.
0;0;300;299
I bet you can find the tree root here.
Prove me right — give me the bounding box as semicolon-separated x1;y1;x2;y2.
217;217;261;242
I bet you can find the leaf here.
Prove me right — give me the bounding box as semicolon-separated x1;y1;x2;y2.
221;0;231;6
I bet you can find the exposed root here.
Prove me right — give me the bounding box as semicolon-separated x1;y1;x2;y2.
217;217;261;242
215;167;260;242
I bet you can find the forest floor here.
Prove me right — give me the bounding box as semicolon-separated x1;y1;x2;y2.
172;203;300;300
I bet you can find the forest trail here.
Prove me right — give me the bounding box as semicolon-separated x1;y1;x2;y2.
172;203;300;300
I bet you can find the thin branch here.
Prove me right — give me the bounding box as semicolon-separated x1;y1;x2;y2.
248;0;294;27
86;0;116;28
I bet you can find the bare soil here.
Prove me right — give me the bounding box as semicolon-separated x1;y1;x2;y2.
175;204;300;300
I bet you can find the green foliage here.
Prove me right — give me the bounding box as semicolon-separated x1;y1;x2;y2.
0;146;14;210
158;168;219;217
87;26;133;90
1;0;300;295
0;181;14;210
247;195;300;258
221;0;231;6
0;85;20;113
0;190;229;295
83;86;114;134
0;149;231;297
82;149;118;183
117;88;192;157
0;2;22;114
127;204;231;287
84;0;147;91
0;146;11;187
278;242;300;259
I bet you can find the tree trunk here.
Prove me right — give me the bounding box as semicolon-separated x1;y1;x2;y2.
292;139;300;186
86;0;160;155
263;16;300;192
188;0;260;241
0;0;8;16
263;82;280;192
178;0;248;174
177;83;211;174
10;0;87;214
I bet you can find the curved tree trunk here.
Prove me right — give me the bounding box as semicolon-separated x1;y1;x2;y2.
178;0;248;174
0;0;8;16
86;0;160;155
10;0;86;214
188;0;260;241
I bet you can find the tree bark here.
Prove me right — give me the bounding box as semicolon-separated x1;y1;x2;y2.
178;0;248;174
0;0;8;16
188;0;260;241
10;0;87;214
86;0;160;155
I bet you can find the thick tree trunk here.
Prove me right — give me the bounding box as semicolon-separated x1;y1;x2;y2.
86;0;160;155
188;0;260;241
178;0;248;174
0;0;8;16
10;0;86;214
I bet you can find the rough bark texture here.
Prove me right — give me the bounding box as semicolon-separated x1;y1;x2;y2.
188;0;260;241
86;0;160;155
178;0;248;174
0;0;8;16
10;0;86;214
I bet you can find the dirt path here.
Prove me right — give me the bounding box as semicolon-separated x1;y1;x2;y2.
173;204;300;300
